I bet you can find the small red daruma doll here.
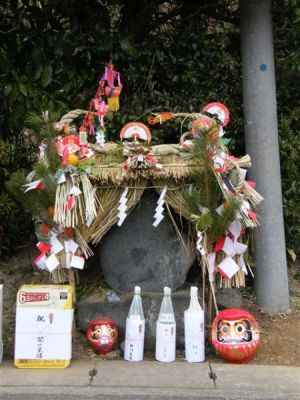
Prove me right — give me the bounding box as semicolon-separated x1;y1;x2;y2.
211;308;260;363
86;318;118;355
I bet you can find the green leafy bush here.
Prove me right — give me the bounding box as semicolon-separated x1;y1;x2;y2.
0;0;298;257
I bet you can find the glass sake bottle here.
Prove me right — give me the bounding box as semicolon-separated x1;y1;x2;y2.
155;286;176;362
184;286;205;362
124;286;145;361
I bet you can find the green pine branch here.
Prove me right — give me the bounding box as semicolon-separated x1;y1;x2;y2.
6;171;56;222
184;122;241;242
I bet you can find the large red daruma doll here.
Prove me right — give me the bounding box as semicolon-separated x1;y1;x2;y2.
211;309;260;363
86;318;118;355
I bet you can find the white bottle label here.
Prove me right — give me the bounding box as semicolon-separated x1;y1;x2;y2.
184;311;205;362
158;313;174;323
155;321;176;362
124;318;145;361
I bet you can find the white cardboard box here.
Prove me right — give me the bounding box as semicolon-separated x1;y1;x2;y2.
14;285;73;368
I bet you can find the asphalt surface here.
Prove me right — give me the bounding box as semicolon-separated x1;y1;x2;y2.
0;360;299;400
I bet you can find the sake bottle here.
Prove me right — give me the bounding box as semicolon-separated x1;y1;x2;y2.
155;287;176;362
124;286;145;361
184;286;205;362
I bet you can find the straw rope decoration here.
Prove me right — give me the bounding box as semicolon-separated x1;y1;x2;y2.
81;179;147;244
56;108;262;292
17;100;263;295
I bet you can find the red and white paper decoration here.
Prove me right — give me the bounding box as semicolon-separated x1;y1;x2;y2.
23;179;44;192
34;231;85;272
206;217;250;281
203;102;230;127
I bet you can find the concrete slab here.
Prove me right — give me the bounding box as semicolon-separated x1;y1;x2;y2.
0;360;299;400
0;360;90;387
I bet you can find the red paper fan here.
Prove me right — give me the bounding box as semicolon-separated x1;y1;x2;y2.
120;122;152;142
203;102;230;126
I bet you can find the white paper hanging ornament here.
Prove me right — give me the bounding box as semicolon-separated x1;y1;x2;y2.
153;186;167;227
196;230;206;256
117;187;129;226
96;128;106;147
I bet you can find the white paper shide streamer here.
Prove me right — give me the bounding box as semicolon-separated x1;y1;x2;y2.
153;186;168;227
96;129;105;147
196;230;206;256
117;187;129;226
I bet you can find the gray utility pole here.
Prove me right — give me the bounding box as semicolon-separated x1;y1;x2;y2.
239;0;290;313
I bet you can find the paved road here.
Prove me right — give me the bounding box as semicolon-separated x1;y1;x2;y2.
0;360;299;400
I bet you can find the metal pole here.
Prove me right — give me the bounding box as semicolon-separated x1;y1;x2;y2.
0;285;3;363
239;0;290;313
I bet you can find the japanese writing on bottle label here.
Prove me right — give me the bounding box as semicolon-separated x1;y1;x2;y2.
124;319;145;362
155;322;176;362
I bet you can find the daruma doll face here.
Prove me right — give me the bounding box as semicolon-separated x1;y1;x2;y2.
211;308;260;363
86;318;118;355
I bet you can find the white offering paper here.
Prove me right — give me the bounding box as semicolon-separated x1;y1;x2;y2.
184;311;205;363
218;256;240;279
124;318;145;362
50;236;64;254
45;254;59;272
155;322;176;362
70;255;84;269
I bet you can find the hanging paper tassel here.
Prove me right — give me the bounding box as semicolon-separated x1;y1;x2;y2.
107;96;119;112
102;63;122;112
98;100;108;127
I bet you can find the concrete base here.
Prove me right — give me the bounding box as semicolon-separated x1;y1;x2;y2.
0;360;299;400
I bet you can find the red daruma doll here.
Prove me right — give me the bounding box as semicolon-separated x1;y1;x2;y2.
211;308;260;363
86;318;118;355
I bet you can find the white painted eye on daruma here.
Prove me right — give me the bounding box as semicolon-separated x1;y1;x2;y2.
221;325;229;334
235;323;246;334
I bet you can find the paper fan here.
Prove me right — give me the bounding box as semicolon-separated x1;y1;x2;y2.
120;122;151;142
203;102;230;126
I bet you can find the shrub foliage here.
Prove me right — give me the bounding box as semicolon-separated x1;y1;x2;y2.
0;0;299;256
